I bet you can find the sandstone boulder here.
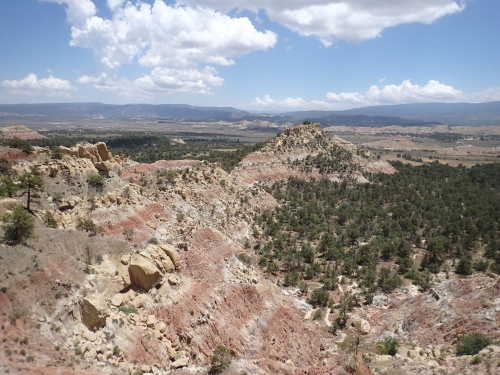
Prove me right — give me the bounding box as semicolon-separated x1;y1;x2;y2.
129;254;161;290
147;315;156;328
111;294;124;307
155;322;167;333
160;244;181;270
96;142;111;162
81;293;108;331
83;330;97;342
171;357;189;369
168;274;180;286
94;161;114;172
58;201;73;211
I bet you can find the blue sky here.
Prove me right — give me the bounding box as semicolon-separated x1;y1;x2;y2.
0;0;499;111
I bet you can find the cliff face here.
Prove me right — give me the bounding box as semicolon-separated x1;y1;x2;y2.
232;123;396;185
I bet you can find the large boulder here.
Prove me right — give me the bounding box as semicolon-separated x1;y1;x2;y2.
160;244;181;270
96;142;111;162
81;293;108;331
77;143;97;158
94;161;114;172
129;254;162;290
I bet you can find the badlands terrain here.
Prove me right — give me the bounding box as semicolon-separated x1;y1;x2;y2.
0;123;499;375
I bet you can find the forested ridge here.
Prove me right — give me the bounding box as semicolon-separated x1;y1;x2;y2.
254;161;500;310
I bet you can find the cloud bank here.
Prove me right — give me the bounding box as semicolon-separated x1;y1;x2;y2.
1;74;75;98
182;0;466;45
42;0;277;97
249;80;500;111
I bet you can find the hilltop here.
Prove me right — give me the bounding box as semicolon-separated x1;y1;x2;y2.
232;122;396;185
0;125;45;140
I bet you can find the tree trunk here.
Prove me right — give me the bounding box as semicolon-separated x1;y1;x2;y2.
27;185;31;212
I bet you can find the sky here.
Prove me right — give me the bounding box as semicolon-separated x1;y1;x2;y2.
0;0;499;111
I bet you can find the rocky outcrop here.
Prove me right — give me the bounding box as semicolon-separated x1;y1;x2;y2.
231;122;396;185
81;293;109;331
96;142;112;162
39;141;127;173
129;254;162;290
0;125;45;140
159;244;181;270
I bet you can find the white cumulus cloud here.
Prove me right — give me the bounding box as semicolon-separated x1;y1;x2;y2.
2;74;75;97
42;0;97;26
327;79;466;106
77;67;225;98
181;0;466;45
248;80;500;111
44;0;277;97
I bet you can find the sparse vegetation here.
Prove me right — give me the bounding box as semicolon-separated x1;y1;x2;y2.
87;173;107;189
43;211;58;228
76;217;105;236
118;306;138;315
123;228;134;242
1;204;35;244
380;337;400;356
209;345;233;374
50;145;64;160
456;333;493;356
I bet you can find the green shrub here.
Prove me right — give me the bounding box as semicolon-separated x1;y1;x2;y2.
313;309;323;320
283;270;299;287
298;281;309;295
49;168;58;178
209;345;233;374
50;146;64;160
118;306;138;315
473;259;489;272
471;355;482;364
43;211;58;228
456;333;493;356
308;287;330;307
1;204;35;244
456;256;473;275
380;337;400;356
147;237;159;245
76;217;105;236
87;173;107;189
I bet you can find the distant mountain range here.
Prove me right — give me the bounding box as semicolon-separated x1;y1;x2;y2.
0;103;252;121
281;101;500;126
1;101;499;126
